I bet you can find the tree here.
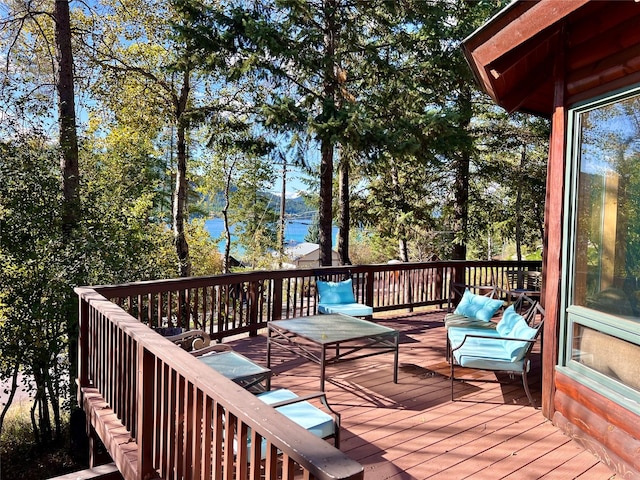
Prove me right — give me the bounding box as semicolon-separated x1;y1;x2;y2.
174;0;411;265
55;0;81;240
0;0;208;449
80;122;179;283
0;135;70;445
337;145;352;264
201;119;276;272
79;0;215;277
1;0;84;413
401;1;507;260
347;1;512;261
468;110;549;260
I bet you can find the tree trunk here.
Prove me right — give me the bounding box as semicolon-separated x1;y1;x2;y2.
319;140;334;266
222;160;235;274
515;143;525;262
0;364;20;435
398;238;409;262
391;163;409;262
338;150;351;265
319;0;338;267
452;152;469;260
173;74;191;277
55;0;80;238
278;154;286;268
452;87;472;261
54;0;80;402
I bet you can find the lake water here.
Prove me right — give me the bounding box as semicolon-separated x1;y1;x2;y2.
205;218;338;252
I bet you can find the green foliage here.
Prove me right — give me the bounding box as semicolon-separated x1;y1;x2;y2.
200;119;278;269
346;0;544;261
174;0;429;262
1;403;81;479
0;127;198;448
0;135;73;444
80;130;177;283
0;0;552;463
349;231;397;265
467;112;549;260
187;219;224;276
305;215;320;244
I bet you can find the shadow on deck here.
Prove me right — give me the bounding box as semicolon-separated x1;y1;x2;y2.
227;308;616;480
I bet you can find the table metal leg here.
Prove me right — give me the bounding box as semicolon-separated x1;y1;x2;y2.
393;332;399;383
320;344;326;391
266;327;272;369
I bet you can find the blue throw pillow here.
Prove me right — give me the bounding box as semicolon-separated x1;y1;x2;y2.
502;316;538;361
317;279;356;304
454;290;504;321
496;305;523;336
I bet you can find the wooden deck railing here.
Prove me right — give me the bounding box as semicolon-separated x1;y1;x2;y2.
76;259;540;480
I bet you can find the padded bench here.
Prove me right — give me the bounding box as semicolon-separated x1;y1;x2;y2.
447;299;545;406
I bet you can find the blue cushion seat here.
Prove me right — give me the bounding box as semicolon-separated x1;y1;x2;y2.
318;302;374;316
239;389;337;459
256;389;336;441
449;336;528;371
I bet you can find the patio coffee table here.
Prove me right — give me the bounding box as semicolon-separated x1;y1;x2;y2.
198;350;272;392
267;314;399;390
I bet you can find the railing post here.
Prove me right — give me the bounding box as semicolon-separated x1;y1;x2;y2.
249;281;259;336
452;262;466;305
178;289;187;329
435;265;444;308
406;269;414;312
78;296;90;399
364;270;374;310
273;278;283;320
137;342;156;480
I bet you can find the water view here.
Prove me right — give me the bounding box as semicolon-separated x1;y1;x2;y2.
205;218;339;252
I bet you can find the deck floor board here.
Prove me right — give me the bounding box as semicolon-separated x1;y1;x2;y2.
228;308;617;479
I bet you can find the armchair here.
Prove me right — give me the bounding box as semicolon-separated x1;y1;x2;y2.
448;302;545;407
315;270;373;318
188;343;338;447
165;329;213;351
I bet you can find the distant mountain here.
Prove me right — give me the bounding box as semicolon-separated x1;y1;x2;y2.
268;193;314;219
201;190;314;219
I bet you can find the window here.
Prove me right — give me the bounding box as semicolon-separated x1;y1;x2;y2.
572;93;640;318
562;88;640;413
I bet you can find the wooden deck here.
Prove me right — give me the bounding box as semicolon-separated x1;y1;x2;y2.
227;308;617;480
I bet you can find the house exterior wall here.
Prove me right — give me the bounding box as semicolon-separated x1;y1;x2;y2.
290;250;340;268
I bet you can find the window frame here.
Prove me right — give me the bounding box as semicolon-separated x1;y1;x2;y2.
558;84;640;416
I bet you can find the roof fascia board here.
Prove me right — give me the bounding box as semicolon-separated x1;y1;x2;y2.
462;0;589;114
